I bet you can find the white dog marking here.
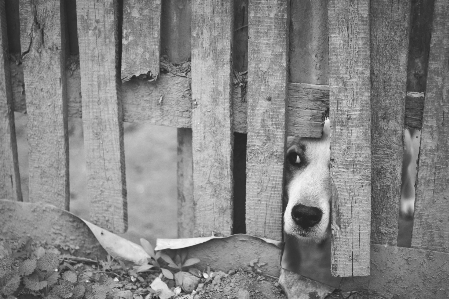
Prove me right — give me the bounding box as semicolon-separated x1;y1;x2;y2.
284;121;331;243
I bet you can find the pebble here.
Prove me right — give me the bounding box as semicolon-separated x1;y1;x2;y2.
237;289;250;299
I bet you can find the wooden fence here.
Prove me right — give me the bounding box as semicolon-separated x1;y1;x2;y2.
0;0;448;291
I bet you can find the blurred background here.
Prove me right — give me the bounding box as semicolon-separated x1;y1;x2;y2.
14;112;178;246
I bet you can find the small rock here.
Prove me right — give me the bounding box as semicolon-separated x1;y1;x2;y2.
237;289;250;299
116;290;133;299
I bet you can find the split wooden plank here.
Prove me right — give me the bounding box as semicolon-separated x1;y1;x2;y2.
329;0;371;276
0;0;21;201
191;0;234;236
77;0;127;232
412;0;449;253
19;0;68;209
121;0;161;81
245;0;289;241
370;0;410;245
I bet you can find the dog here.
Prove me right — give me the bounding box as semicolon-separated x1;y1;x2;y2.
283;120;331;244
280;120;341;295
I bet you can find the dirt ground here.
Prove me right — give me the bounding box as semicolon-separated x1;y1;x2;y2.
193;269;286;299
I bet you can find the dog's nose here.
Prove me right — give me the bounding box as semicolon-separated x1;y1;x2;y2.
291;204;323;229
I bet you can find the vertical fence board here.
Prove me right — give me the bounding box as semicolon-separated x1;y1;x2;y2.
177;128;194;238
0;0;21;201
290;0;328;86
329;0;371;276
245;0;288;241
161;0;191;64
19;0;68;209
191;0;234;236
121;0;161;81
161;0;194;237
412;0;449;253
370;0;410;245
77;0;127;233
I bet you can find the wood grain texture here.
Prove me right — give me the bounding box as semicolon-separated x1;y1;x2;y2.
160;0;191;64
329;0;371;276
245;0;288;241
191;0;234;236
287;83;328;138
341;245;449;298
177;128;194;238
0;0;21;201
121;0;161;81
11;58;327;137
19;0;69;209
290;0;328;85
370;0;410;246
412;0;449;253
405;92;425;130
77;0;127;233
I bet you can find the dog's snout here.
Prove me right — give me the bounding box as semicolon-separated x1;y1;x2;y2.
291;204;323;230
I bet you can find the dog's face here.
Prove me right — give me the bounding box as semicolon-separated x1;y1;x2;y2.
284;122;331;243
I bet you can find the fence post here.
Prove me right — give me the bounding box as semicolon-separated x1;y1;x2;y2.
329;0;371;276
0;0;21;201
245;0;289;241
77;0;127;233
19;0;69;209
412;0;449;253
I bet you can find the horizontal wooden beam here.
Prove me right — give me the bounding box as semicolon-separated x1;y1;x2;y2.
10;56;328;138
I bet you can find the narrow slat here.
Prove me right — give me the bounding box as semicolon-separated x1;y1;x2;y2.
0;0;21;201
329;0;371;276
191;0;234;236
76;0;127;232
245;0;289;240
370;0;410;245
289;0;328;85
19;0;68;208
412;0;449;253
177;128;194;238
121;0;161;81
160;0;191;64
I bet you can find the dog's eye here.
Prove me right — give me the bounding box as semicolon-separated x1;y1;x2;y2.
287;152;302;166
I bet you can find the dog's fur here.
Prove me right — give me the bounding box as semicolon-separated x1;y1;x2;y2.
284;120;331;243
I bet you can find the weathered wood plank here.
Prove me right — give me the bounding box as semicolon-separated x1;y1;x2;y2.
0;0;21;201
245;0;288;241
341;245;449;298
19;0;69;209
405;92;425;130
287;83;328;138
177;128;194;238
290;0;328;85
412;0;449;253
329;0;371;276
121;0;161;81
11;59;327;137
77;0;127;232
191;0;234;236
370;0;410;246
160;0;191;64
